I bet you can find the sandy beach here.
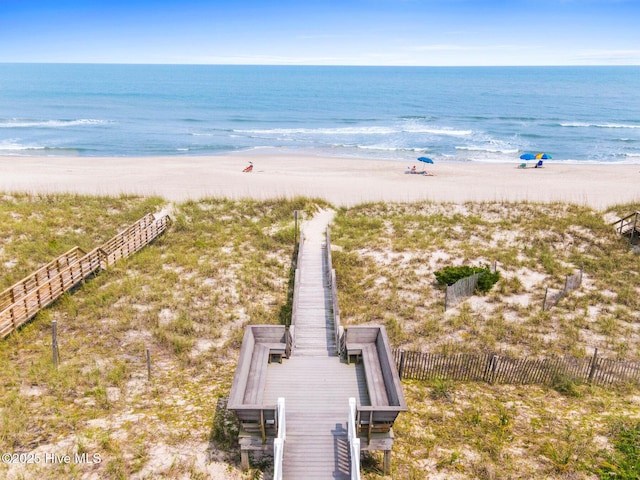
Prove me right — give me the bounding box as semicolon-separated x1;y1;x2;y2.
1;151;639;208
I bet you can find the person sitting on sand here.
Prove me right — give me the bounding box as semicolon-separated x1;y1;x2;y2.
411;165;416;173
242;162;253;173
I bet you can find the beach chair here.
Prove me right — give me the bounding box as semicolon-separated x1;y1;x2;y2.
242;164;253;173
518;162;527;169
534;160;543;168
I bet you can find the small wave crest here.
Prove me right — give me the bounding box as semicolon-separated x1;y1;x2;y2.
0;118;110;128
0;141;81;155
455;146;519;154
233;125;472;137
560;122;640;129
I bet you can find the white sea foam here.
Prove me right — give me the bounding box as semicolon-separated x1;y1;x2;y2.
560;122;640;129
234;126;397;135
455;146;519;154
403;126;473;136
0;119;109;128
233;125;473;137
0;141;44;150
352;144;428;153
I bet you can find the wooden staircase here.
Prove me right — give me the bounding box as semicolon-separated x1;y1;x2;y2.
612;211;640;242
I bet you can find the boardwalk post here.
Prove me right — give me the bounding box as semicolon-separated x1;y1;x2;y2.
383;450;391;475
398;350;406;380
294;210;299;246
146;348;151;380
52;320;59;369
588;348;598;384
241;451;250;471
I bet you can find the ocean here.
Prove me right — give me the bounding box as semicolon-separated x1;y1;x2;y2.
1;64;639;163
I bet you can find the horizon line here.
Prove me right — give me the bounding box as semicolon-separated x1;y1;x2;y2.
2;61;639;68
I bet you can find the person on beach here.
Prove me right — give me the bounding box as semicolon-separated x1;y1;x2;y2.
243;162;253;173
411;165;416;173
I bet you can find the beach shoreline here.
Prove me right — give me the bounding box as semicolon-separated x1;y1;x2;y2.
1;151;638;209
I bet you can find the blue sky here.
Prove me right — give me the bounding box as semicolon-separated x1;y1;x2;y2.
1;0;639;65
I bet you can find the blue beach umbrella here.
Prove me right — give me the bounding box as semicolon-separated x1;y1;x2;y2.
519;153;536;160
417;156;434;164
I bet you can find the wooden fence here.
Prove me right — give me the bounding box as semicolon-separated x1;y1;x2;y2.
0;213;170;339
543;267;583;311
445;273;481;311
393;348;640;387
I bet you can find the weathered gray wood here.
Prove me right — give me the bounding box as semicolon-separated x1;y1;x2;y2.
263;356;361;479
229;213;406;478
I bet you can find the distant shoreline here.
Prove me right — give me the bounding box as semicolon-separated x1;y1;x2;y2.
1;151;639;209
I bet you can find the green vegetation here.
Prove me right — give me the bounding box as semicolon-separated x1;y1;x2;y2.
597;418;640;479
1;193;639;479
434;264;500;292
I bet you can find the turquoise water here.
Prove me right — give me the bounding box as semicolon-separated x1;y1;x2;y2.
1;64;639;163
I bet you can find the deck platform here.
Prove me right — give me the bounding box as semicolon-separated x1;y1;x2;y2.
228;210;406;478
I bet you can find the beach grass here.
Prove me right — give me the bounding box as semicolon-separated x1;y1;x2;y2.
1;192;639;479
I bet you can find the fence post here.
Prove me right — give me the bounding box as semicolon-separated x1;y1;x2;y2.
588;348;598;384
484;354;498;384
294;210;299;246
398;350;405;380
52;321;59;369
542;288;548;311
579;265;584;286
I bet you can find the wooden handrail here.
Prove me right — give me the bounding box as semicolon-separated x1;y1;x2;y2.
290;235;305;328
1;213;170;339
273;397;286;480
612;211;640;234
348;397;361;480
0;247;86;311
325;227;344;355
0;248;105;338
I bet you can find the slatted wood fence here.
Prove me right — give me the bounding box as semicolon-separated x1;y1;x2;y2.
543;267;583;311
0;213;170;339
393;348;640;387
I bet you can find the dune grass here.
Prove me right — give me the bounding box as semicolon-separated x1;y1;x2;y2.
330;200;640;479
1;193;639;479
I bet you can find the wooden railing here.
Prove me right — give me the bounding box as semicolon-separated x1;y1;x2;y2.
1;213;170;339
0;247;87;313
101;213;169;267
347;397;361;480
273;397;286;480
325;228;344;355
0;248;105;339
612;211;640;236
290;234;305;328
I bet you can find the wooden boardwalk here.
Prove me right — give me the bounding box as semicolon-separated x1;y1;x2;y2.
263;210;367;479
